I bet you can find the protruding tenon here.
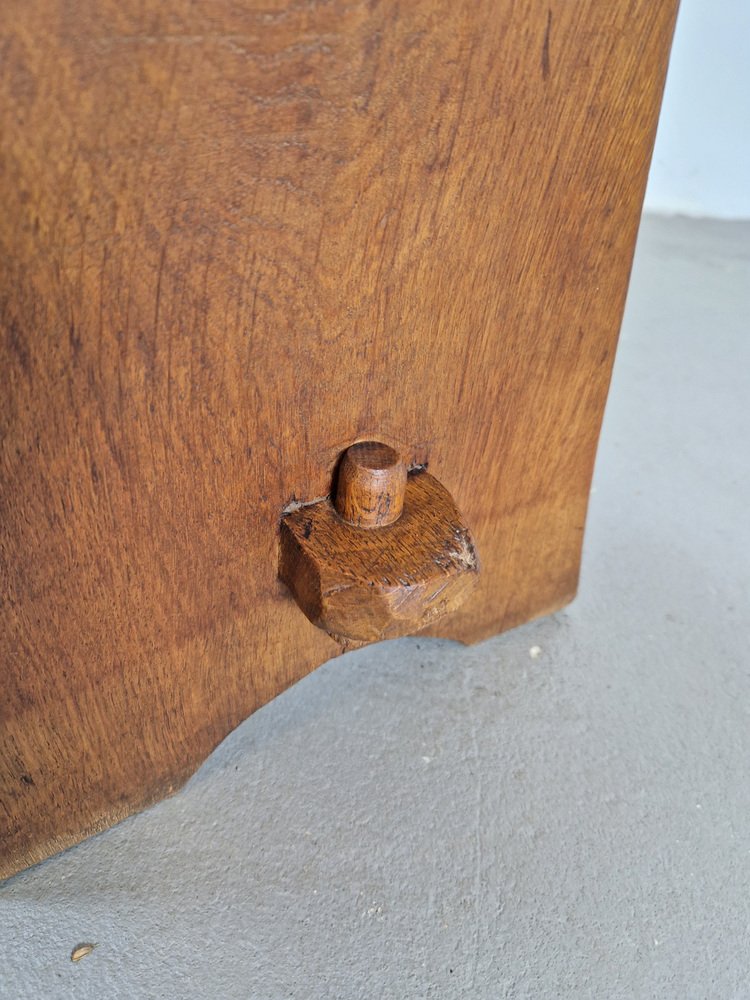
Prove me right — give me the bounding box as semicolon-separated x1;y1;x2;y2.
334;441;407;528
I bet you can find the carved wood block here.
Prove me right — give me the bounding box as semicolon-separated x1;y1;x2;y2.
280;449;479;643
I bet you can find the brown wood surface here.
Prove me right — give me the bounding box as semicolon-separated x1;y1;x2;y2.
334;441;407;528
0;0;677;878
280;466;479;643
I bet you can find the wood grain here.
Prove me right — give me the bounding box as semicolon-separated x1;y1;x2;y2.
0;0;678;877
280;467;479;642
334;441;407;528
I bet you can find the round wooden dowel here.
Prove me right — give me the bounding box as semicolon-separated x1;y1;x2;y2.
335;441;407;528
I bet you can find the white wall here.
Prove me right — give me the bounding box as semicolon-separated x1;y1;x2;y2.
644;0;750;219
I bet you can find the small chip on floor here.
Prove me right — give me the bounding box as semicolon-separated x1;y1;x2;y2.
71;943;96;962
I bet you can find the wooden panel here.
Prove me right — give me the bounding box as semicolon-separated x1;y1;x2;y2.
0;0;677;877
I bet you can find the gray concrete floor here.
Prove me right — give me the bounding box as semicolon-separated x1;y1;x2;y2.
1;214;749;999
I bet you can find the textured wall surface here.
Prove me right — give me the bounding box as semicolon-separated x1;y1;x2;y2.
1;214;748;998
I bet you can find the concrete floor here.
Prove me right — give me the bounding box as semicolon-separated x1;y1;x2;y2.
1;214;749;999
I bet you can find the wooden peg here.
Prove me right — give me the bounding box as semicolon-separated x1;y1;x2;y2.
334;441;407;528
280;460;480;643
